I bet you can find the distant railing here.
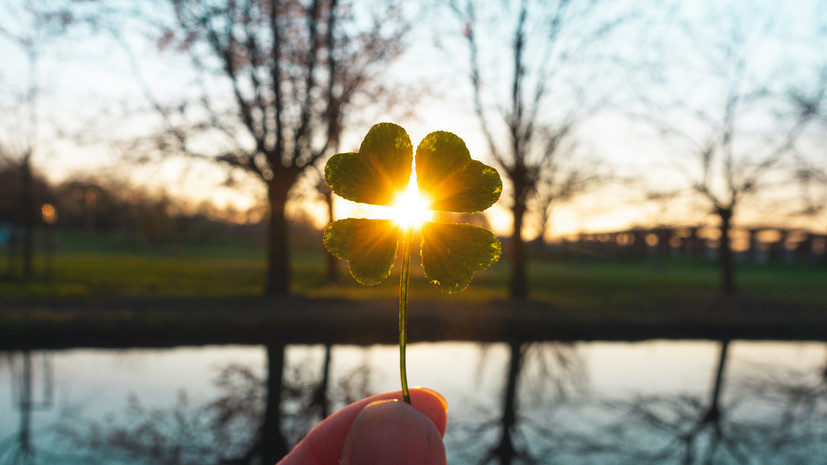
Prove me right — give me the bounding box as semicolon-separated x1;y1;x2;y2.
543;226;827;264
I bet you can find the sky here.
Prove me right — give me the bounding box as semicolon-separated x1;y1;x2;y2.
0;0;824;239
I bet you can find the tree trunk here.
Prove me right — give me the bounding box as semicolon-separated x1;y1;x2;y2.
84;187;97;232
509;176;529;300
22;154;34;282
261;344;288;464
717;207;735;294
323;187;338;281
265;172;298;296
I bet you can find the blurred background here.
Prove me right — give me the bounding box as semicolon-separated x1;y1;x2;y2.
0;0;825;463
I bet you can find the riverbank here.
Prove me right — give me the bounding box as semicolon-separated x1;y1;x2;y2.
2;293;824;350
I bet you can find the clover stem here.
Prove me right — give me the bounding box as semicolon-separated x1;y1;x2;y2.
398;226;413;404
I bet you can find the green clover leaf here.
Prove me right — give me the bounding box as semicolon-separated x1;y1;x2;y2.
416;131;502;212
323;218;400;285
421;222;501;293
325;122;413;207
324;123;502;292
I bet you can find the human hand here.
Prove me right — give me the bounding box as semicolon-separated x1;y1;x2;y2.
277;387;448;465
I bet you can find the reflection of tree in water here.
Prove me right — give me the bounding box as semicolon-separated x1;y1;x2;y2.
0;352;54;465
56;344;373;465
577;340;827;465
735;348;827;462
596;340;736;465
280;344;374;448
452;340;826;465
454;342;588;465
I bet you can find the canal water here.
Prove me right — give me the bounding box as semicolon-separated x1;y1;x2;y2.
1;340;825;464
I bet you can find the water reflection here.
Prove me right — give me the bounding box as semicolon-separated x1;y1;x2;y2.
455;342;586;465
557;341;826;465
0;352;54;465
574;340;736;464
48;344;372;465
0;341;824;464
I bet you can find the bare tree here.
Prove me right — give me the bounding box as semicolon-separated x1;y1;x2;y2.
0;145;35;281
638;4;823;293
121;0;409;296
0;0;77;282
449;0;633;299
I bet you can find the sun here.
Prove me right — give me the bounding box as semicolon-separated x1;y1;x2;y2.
392;175;432;228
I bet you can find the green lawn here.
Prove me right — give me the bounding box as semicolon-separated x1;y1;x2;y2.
1;231;825;310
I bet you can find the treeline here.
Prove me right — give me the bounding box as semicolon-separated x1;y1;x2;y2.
0;162;288;245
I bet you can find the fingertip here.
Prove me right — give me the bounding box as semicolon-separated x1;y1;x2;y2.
409;387;449;437
341;398;447;465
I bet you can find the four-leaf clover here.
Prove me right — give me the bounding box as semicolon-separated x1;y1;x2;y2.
324;122;502;293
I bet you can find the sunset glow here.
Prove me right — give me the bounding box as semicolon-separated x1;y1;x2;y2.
392;176;432;228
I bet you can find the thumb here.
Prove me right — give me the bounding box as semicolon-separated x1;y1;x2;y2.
340;399;447;465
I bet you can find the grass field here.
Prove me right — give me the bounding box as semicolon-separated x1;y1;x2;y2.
2;231;825;310
1;231;825;348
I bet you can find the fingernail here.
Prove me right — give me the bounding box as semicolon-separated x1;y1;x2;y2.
340;400;446;465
